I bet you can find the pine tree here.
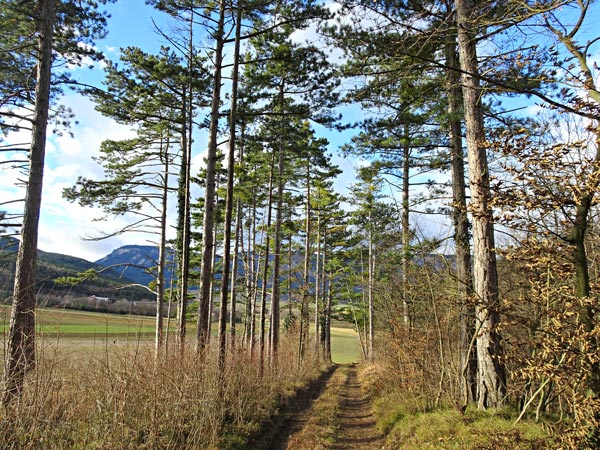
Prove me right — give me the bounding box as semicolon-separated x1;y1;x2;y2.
2;0;113;405
64;46;200;357
455;0;506;409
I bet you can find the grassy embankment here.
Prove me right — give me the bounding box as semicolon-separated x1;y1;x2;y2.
359;365;556;449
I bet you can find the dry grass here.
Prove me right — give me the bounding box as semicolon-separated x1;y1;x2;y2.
0;334;323;450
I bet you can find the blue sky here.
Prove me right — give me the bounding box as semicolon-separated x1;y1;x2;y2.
0;0;362;261
5;1;595;262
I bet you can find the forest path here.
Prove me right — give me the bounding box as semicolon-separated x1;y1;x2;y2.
332;364;385;450
248;363;385;450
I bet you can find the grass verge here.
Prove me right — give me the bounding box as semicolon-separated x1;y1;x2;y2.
379;404;554;449
362;365;555;450
0;335;324;450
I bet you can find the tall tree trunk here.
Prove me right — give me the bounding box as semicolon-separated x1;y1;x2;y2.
324;278;332;363
230;201;242;345
248;203;258;354
455;0;506;409
287;232;293;322
271;119;285;366
230;111;247;350
155;140;170;358
196;0;225;352
230;161;244;348
165;271;175;350
358;250;368;359
314;210;321;355
259;155;275;374
176;9;194;354
298;161;312;364
368;231;374;362
548;13;600;441
567;135;600;424
3;0;55;405
445;23;476;407
401;124;411;327
321;232;330;362
207;210;220;347
218;0;243;367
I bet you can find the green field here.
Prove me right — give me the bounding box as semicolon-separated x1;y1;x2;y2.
1;305;362;362
1;305;156;337
330;326;363;363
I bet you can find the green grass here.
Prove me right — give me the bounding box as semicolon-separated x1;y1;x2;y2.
380;405;554;449
1;305;156;338
330;327;362;364
1;305;362;361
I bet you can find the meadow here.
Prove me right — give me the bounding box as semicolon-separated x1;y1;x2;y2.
0;304;362;362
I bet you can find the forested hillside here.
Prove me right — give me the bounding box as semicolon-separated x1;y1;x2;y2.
1;0;600;448
0;237;149;301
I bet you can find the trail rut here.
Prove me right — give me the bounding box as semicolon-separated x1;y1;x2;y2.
247;364;385;450
333;364;385;450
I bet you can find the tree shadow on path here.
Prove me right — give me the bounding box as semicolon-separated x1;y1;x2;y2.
245;365;337;450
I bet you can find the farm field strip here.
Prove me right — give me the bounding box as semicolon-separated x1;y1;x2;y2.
1;305;362;362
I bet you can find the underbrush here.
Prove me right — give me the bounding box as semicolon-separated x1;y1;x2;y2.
0;337;323;449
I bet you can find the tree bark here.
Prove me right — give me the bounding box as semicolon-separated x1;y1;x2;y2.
196;0;225;353
155;139;170;358
368;231;374;362
218;0;243;368
176;9;194;354
324;280;332;363
314;209;321;354
445;22;477;407
3;0;55;406
401;123;411;327
567;138;600;410
270;86;285;365
259;154;275;375
247;203;258;354
455;0;506;409
321;232;331;362
298;161;312;364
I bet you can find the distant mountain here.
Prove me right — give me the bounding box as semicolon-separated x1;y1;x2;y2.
0;237;149;301
0;236;457;305
95;245;175;287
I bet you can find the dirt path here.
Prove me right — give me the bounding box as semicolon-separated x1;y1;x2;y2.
247;366;337;450
334;364;385;450
247;364;385;450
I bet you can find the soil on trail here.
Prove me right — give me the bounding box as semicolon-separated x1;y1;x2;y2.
247;364;385;450
334;364;385;450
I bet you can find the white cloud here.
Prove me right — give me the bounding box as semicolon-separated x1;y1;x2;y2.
0;93;155;261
